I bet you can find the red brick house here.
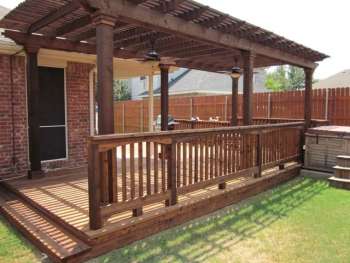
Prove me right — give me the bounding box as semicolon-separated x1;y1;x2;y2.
0;35;164;180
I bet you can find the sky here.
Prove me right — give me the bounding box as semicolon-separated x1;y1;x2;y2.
0;0;349;79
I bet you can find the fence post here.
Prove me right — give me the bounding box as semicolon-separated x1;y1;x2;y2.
324;88;329;120
267;93;272;118
224;96;228;121
165;141;177;206
88;142;103;230
255;132;262;178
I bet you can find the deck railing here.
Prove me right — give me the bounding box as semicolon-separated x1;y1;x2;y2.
175;118;329;130
88;122;305;229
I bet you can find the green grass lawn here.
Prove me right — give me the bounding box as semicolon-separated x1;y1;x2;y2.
1;177;350;263
0;216;41;263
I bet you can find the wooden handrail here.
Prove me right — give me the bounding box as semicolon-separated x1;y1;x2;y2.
88;122;305;230
89;122;305;144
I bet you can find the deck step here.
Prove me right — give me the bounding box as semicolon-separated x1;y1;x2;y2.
0;187;91;263
334;166;350;179
328;176;350;190
336;156;350;167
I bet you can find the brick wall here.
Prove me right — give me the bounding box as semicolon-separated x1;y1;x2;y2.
0;55;29;178
0;54;93;178
43;62;93;171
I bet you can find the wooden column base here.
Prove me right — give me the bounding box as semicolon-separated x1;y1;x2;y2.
28;170;45;180
132;208;143;217
218;183;226;190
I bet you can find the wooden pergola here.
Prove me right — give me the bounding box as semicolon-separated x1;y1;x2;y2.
0;0;328;178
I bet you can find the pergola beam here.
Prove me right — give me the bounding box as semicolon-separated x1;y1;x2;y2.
3;31;138;59
27;0;82;34
85;0;316;68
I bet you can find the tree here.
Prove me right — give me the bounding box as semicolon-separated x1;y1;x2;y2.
288;66;305;90
265;66;289;92
265;66;306;91
113;80;131;101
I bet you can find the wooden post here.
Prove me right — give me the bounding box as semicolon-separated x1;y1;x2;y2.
166;141;177;206
160;64;170;131
304;67;314;129
95;14;116;135
25;46;44;179
148;73;154;132
231;76;239;126
89;14;116;230
88;143;102;230
242;51;255;126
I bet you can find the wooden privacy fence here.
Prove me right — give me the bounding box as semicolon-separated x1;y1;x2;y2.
115;87;350;133
88;122;304;229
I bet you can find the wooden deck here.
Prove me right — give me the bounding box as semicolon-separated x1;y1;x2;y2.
1;163;300;262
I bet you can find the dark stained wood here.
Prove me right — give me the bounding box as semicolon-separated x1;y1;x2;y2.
3;31;135;59
304;68;314;128
231;76;239;126
49;15;92;38
88;143;102;230
96;15;116;135
243;51;255;125
25;48;43;179
160;64;170;131
1;163;301;262
27;0;82;34
86;0;320;68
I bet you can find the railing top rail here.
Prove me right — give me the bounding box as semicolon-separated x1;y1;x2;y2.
89;122;305;146
175;118;328;122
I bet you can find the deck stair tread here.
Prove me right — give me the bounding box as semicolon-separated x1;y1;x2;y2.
337;155;350;160
334;165;350;171
0;187;91;262
329;176;350;183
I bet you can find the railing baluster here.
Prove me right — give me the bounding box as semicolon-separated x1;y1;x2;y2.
138;142;143;197
194;140;199;183
146;142;151;195
108;149;118;203
182;142;187;186
200;138;204;182
161;144;166;192
121;145;127;201
130;143;135;199
189;142;193;184
154;142;159;193
166;142;177;206
205;137;209;181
